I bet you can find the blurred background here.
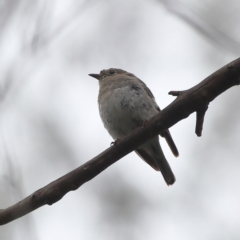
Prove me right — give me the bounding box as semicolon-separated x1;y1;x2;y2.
0;0;240;239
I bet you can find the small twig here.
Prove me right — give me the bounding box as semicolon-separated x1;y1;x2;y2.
168;91;184;96
195;105;208;136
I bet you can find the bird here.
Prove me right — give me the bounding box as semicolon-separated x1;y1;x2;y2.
89;68;179;185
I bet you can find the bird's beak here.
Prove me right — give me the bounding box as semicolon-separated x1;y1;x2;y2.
88;73;101;80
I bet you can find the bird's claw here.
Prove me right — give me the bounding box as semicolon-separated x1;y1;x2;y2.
110;139;120;147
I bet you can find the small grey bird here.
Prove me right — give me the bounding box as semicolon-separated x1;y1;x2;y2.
89;68;179;185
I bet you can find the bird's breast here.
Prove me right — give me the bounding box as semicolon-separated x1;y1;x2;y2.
98;84;157;139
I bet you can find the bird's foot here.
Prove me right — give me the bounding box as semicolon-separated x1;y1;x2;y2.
110;139;120;147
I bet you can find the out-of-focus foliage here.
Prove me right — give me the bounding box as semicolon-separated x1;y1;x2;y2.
0;0;240;240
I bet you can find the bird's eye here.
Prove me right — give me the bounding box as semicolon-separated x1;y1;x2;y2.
109;70;115;75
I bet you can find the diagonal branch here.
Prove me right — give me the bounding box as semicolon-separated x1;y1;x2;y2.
1;58;240;225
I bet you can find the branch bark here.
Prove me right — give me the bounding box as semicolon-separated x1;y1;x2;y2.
1;58;240;225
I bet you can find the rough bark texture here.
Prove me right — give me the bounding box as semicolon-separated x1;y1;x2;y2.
0;58;240;225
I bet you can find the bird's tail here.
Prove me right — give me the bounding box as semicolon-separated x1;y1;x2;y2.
135;138;176;185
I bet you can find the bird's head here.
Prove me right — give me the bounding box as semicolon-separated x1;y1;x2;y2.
89;68;135;81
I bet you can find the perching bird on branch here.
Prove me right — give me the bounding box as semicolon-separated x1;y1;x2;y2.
89;68;179;185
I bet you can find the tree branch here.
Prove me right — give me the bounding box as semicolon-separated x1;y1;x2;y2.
1;58;240;225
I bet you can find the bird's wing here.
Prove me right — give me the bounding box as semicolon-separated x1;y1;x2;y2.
160;130;179;157
138;78;179;157
135;139;176;185
135;148;159;171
